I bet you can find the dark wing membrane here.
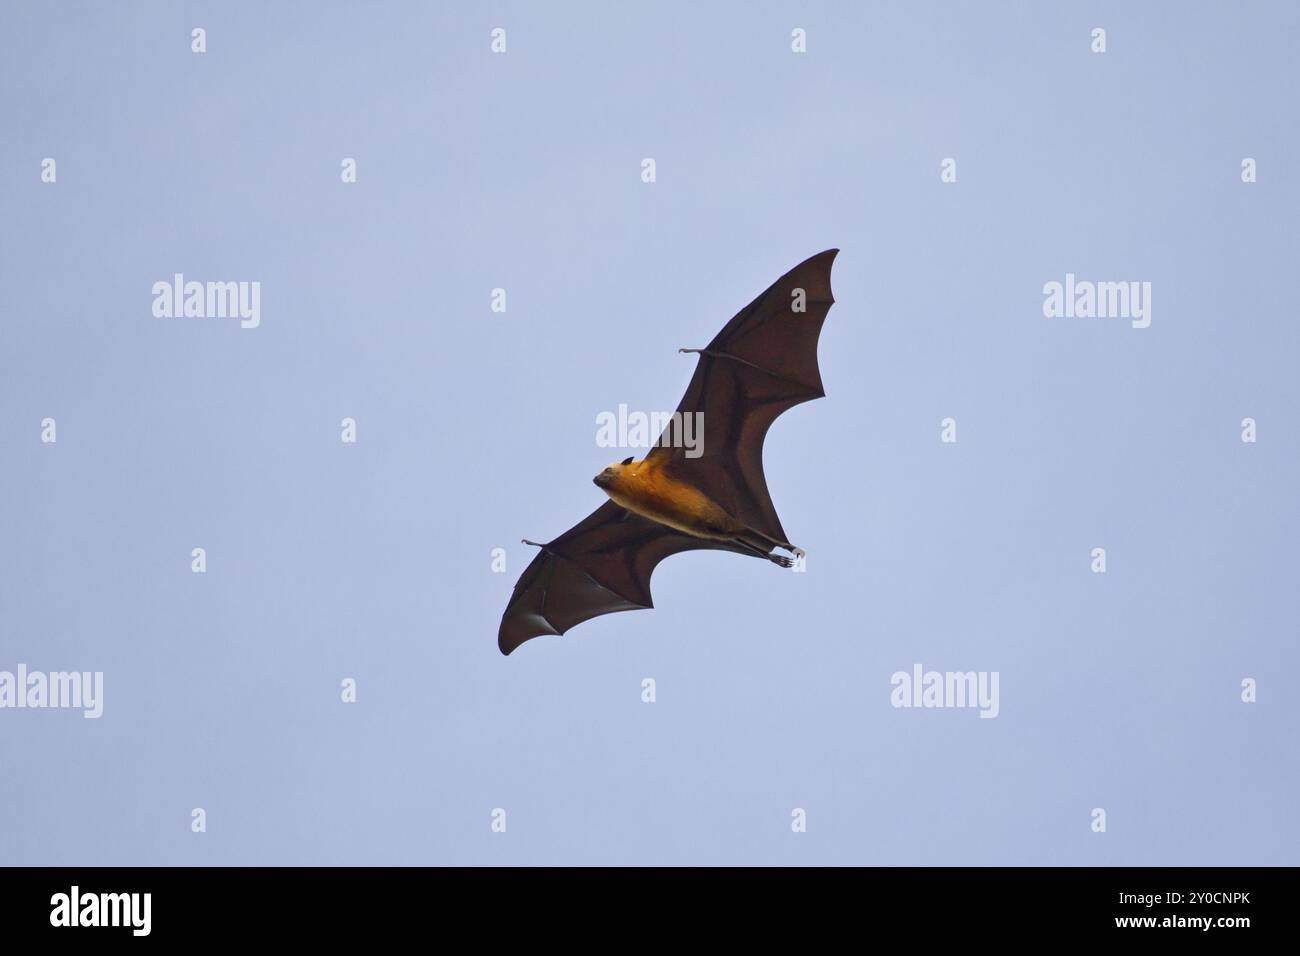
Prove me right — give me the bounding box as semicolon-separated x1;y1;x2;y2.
499;501;746;655
649;249;837;543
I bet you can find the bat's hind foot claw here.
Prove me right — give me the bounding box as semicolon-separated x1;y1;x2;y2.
769;554;794;569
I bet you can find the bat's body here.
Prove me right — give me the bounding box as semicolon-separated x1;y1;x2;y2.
499;249;838;655
592;458;798;565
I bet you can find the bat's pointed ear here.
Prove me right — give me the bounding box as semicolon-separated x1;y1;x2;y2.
621;456;634;466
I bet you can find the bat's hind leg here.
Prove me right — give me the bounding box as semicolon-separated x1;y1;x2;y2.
730;537;795;568
741;525;805;560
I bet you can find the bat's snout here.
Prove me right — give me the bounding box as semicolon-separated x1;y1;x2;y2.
593;473;611;489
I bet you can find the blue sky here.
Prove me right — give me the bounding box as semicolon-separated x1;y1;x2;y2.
1;1;1296;864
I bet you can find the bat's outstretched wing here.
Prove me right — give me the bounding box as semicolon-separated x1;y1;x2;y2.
499;501;747;655
648;249;838;545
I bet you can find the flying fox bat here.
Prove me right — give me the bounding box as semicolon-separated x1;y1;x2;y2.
498;249;838;655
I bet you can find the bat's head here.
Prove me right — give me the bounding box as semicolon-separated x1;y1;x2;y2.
593;457;636;491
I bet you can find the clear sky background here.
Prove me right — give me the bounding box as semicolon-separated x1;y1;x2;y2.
1;2;1296;865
